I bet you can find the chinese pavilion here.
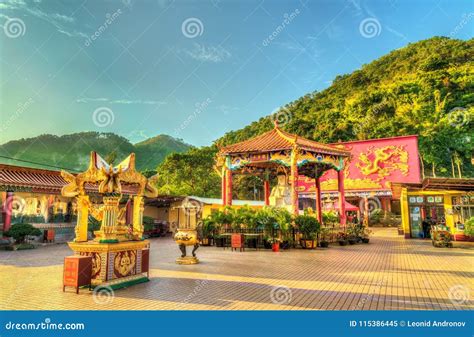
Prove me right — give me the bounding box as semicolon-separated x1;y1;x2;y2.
216;123;351;224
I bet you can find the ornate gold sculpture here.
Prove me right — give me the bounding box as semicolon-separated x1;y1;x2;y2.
173;198;200;265
62;152;158;288
61;152;158;243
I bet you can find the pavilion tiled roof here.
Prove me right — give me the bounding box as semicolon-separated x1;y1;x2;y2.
219;127;351;156
0;164;138;195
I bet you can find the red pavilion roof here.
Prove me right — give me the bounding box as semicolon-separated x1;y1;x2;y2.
219;126;350;157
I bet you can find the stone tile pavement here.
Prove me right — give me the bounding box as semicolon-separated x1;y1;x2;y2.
0;228;472;310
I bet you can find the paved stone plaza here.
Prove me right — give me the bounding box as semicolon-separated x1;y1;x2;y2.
0;228;472;310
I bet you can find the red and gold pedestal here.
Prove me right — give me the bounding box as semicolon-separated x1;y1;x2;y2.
68;240;150;289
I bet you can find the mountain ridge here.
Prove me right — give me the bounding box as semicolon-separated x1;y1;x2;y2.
0;132;192;172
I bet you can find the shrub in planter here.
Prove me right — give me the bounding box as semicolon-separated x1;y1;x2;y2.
464;217;474;237
201;217;217;246
319;227;331;248
214;235;226;247
320;241;329;248
280;239;292;250
295;215;320;249
246;237;258;249
4;223;42;244
267;238;280;252
337;232;348;246
263;237;273;249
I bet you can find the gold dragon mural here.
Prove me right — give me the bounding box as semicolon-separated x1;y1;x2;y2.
356;145;408;181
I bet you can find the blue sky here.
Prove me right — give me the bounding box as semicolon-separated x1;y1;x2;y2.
0;0;473;146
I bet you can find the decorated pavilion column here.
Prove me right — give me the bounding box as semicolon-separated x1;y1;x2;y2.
290;148;299;215
315;177;323;224
225;156;233;206
263;171;270;206
2;191;13;233
337;169;347;227
221;166;227;205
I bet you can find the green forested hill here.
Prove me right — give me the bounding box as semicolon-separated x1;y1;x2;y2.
218;37;474;177
0;132;191;172
156;37;474;198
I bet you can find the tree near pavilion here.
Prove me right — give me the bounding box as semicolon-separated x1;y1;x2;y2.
4;223;42;244
154;146;220;197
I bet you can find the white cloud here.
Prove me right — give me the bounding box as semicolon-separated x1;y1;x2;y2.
0;0;87;38
185;43;231;63
76;97;167;105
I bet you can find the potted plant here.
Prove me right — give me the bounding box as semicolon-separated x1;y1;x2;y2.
214;234;226;247
256;207;279;249
262;236;272;249
201;216;216;246
295;215;320;249
347;225;361;244
267;237;280;252
4;223;42;250
337;232;348;246
319;227;331;248
361;227;372;243
273;208;293;250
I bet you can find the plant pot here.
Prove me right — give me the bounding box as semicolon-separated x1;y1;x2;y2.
280;240;290;250
263;240;272;249
320;241;329;248
301;239;316;249
348;239;357;245
215;237;226;247
246;238;258;249
362;238;370;243
272;242;280;252
338;240;348;246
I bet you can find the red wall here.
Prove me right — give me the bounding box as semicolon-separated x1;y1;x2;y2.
298;135;421;194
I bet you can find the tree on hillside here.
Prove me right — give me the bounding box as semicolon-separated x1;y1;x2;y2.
155;146;220;197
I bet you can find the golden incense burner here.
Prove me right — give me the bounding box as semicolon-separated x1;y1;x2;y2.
61;152;158;288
